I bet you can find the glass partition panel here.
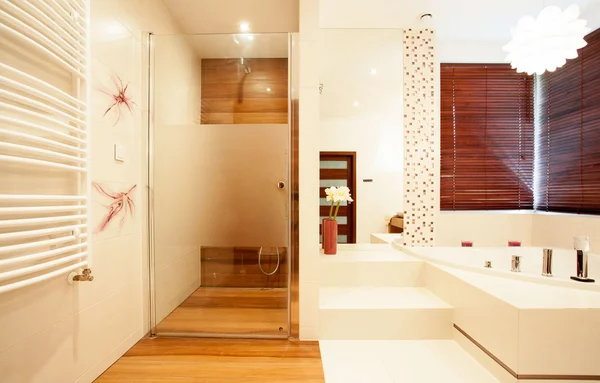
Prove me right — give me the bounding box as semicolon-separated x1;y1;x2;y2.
150;33;290;337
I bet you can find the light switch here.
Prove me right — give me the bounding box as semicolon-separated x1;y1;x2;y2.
114;144;125;162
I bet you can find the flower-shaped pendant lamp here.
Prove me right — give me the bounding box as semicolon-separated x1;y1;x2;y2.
503;4;591;75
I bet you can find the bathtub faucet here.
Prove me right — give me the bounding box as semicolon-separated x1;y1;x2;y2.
511;255;521;272
571;236;595;283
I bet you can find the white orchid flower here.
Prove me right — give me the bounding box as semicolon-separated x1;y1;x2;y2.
336;186;353;202
325;186;337;202
326;185;354;220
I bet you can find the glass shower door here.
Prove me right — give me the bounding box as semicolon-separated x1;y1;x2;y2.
149;33;290;337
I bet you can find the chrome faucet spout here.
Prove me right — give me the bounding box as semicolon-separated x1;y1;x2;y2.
571;236;595;283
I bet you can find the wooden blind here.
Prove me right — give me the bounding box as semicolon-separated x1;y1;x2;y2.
440;64;534;210
535;28;600;214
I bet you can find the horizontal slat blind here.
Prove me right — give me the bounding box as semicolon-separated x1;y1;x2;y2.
535;28;600;214
0;0;90;294
441;64;534;211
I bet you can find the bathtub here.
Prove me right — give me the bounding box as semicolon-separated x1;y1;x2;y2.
392;240;600;292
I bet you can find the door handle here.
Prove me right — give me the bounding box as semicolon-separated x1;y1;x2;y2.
277;181;285;189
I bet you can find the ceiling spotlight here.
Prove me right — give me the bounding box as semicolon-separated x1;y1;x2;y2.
370;68;377;75
239;21;250;32
266;88;271;92
353;101;360;107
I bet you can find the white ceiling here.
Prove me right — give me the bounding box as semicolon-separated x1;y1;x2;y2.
161;0;299;34
320;0;600;42
159;0;600;60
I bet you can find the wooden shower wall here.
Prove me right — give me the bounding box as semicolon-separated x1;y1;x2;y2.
201;247;288;289
201;58;289;124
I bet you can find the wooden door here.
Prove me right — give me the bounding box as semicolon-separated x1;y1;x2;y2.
319;152;357;244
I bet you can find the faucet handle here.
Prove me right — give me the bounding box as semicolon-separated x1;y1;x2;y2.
573;236;590;251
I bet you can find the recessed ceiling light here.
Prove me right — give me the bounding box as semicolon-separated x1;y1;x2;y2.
266;88;271;92
353;101;360;107
239;21;250;32
246;34;254;41
370;68;377;75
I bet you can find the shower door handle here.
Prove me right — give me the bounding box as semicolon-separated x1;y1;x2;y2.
277;181;285;189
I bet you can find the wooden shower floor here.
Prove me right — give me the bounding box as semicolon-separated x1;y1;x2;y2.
95;338;324;383
156;287;288;336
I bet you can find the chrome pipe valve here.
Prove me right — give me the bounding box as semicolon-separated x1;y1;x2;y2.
511;255;521;272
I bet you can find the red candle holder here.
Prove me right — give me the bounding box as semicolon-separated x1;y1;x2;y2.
508;240;521;247
461;241;473;247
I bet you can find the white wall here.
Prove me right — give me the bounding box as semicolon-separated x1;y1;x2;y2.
319;29;404;243
435;212;534;247
437;40;507;63
436;211;600;251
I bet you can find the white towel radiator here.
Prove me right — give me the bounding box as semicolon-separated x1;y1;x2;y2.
0;0;92;294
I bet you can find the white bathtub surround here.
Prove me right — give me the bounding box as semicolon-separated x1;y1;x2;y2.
320;244;600;382
370;233;403;244
319;246;451;340
320;247;422;287
320;287;452;340
400;245;600;292
402;29;438;247
426;263;600;379
320;340;499;383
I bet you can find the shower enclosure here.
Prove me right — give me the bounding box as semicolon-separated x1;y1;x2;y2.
147;32;298;338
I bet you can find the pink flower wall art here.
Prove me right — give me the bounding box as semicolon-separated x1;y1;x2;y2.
101;74;136;126
92;182;137;234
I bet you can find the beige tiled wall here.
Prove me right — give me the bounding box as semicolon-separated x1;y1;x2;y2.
0;1;190;382
402;29;437;247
